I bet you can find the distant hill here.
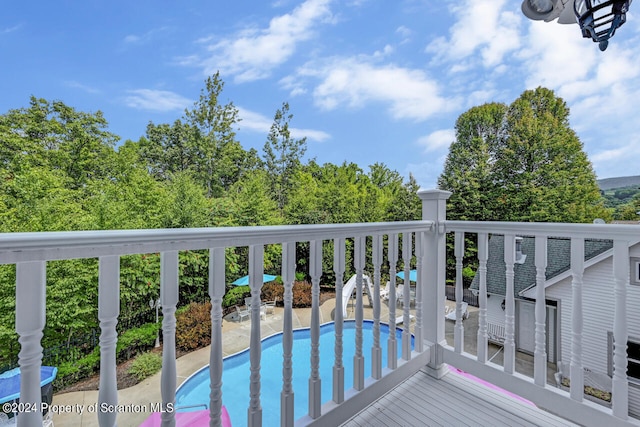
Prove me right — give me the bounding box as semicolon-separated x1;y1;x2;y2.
597;175;640;191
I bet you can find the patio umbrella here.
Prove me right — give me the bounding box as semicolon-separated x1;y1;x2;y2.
396;270;417;282
231;274;278;286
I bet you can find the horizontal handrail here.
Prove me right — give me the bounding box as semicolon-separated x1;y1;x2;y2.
445;220;640;239
0;220;433;264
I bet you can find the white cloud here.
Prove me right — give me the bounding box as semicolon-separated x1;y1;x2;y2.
238;107;330;142
124;89;192;112
426;0;522;68
291;56;459;121
417;129;455;152
1;24;21;34
195;0;334;82
64;81;101;94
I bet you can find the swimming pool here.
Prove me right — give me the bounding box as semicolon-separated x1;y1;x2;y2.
175;320;413;427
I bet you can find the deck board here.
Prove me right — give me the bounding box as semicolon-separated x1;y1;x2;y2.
341;368;578;427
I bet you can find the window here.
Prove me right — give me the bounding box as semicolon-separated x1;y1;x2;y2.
631;257;640;286
608;332;640;383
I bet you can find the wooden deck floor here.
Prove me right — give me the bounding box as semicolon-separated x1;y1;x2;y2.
341;367;578;427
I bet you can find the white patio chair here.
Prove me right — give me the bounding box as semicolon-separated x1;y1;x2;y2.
235;305;250;322
263;299;277;314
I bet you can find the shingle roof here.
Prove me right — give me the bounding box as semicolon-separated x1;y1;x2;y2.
470;235;613;297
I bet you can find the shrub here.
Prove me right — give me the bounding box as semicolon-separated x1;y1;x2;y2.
127;352;162;381
176;302;212;351
116;322;160;363
222;285;250;308
261;283;284;304
292;281;312;307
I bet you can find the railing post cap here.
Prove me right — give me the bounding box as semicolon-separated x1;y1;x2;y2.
417;189;452;201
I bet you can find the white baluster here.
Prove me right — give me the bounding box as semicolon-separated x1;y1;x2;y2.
454;232;464;354
372;234;383;379
612;239;629;419
161;251;178;427
413;231;426;353
570;237;584;402
401;233;412;361
15;261;45;427
354;236;365;390
387;234;398;370
477;233;488;363
248;245;263;427
209;248;225;427
98;256;119;427
414;232;424;353
332;238;345;404
309;240;322;418
534;236;548;387
504;235;516;375
281;242;296;426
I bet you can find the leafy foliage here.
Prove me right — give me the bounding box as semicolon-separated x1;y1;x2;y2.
176;302;212;351
128;352;163;381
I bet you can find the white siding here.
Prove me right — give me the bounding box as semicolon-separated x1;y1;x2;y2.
547;245;640;417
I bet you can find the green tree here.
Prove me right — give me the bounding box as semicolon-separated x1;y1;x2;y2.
263;102;307;211
438;102;507;221
139;120;198;180
184;73;246;197
0;97;118;189
439;88;609;224
493;87;607;222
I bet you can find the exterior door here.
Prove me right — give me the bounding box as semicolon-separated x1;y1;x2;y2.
517;301;536;354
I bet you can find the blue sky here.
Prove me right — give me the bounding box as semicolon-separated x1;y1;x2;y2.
2;0;640;188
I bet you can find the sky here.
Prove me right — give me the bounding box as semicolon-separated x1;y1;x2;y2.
2;0;640;188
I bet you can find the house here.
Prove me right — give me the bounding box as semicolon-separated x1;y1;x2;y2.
470;235;613;365
519;238;640;417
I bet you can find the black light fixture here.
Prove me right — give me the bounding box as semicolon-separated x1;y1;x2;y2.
574;0;631;51
521;0;633;51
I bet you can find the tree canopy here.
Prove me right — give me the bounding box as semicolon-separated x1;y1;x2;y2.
0;78;422;368
439;87;610;223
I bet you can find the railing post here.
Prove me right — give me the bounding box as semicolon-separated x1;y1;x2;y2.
476;233;488;363
248;245;264;427
210;248;225;427
332;238;345;404
454;232;464;354
160;251;179;427
417;189;451;379
15;261;46;427
309;240;322;418
281;242;296;426
371;234;383;379
612;239;629;419
504;235;516;375
353;236;365;391
534;236;548;387
98;256;119;427
570;237;584;402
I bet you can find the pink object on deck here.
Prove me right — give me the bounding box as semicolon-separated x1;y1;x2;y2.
448;365;535;407
139;406;231;426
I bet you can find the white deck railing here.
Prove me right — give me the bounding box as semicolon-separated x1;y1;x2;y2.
3;189;640;426
443;218;640;427
1;216;436;427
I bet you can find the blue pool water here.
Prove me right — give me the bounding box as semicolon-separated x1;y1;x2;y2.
175;320;413;427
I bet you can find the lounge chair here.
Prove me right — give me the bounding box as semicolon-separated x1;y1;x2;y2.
395;314;415;325
445;301;469;321
235;305;250;322
380;282;390;301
